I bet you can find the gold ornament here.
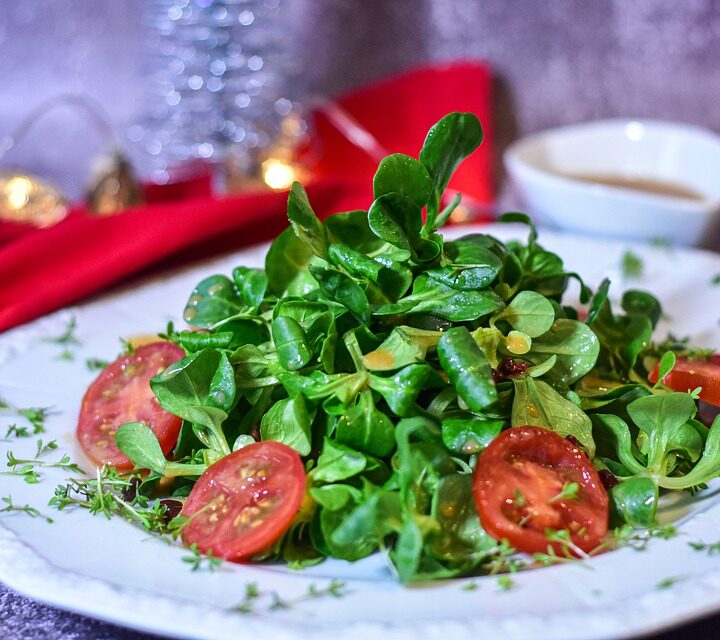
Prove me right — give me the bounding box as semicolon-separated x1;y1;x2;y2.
0;172;67;227
0;94;144;226
86;150;145;216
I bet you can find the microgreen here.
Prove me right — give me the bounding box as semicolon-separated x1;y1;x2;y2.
496;575;515;591
689;540;720;555
3;440;82;484
0;397;51;435
119;337;136;355
50;466;185;535
86;358;109;371
620;250;644;279
42;315;80;360
232;582;262;613
653;351;677;388
0;495;53;522
182;543;222;572
4;424;29;439
548;482;580;504
656;575;685;590
230;580;348;614
649;237;671;250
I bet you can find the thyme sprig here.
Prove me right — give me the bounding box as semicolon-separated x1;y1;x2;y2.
496;575;515;591
688;539;720;555
0;495;53;522
231;579;348;614
0;397;52;436
182;543;222;571
49;465;186;536
4;440;83;483
620;250;644;279
86;358;110;372
42;315;81;360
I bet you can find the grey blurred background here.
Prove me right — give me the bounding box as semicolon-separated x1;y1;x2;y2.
1;0;720;198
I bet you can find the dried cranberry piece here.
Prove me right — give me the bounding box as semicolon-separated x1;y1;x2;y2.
159;499;183;522
121;476;140;502
598;470;619;490
493;357;529;382
565;435;580;447
698;401;720;428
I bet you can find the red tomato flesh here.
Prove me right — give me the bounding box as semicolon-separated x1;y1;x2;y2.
473;426;609;556
77;342;185;470
182;441;305;561
649;355;720;407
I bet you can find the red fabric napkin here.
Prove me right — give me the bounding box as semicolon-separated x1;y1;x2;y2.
0;179;370;332
0;60;494;333
304;61;494;206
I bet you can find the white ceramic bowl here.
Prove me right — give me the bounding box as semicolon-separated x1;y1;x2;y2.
504;119;720;247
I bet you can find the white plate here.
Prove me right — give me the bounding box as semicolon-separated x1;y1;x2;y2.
2;224;720;640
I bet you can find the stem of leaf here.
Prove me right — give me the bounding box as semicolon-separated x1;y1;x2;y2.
434;193;462;229
343;331;367;373
192;423;231;457
208;426;231;456
422;191;441;235
163;462;207;477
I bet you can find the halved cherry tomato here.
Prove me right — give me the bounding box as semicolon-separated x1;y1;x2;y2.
649;355;720;407
473;426;609;556
77;342;185;470
181;441;305;561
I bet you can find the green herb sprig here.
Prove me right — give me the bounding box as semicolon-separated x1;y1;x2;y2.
3;440;82;483
50;466;185;535
42;315;81;360
0;495;53;522
230;580;348;614
0;397;51;436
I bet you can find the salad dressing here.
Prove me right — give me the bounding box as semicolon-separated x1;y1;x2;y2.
562;173;705;201
125;334;166;349
363;348;397;370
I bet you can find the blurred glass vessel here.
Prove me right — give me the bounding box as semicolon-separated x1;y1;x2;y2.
136;0;303;189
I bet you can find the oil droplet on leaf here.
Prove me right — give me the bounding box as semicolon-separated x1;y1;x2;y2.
363;348;397;370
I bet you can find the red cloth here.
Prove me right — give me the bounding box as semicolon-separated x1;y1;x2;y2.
0;179;370;332
304;61;494;206
0;61;493;333
0;219;36;248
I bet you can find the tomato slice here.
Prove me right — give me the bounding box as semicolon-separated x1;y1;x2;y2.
473;426;609;556
649;355;720;407
77;342;185;470
181;441;305;561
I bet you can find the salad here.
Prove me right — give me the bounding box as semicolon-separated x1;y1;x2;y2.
72;113;720;582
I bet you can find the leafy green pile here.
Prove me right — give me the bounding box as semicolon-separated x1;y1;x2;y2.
113;112;720;582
